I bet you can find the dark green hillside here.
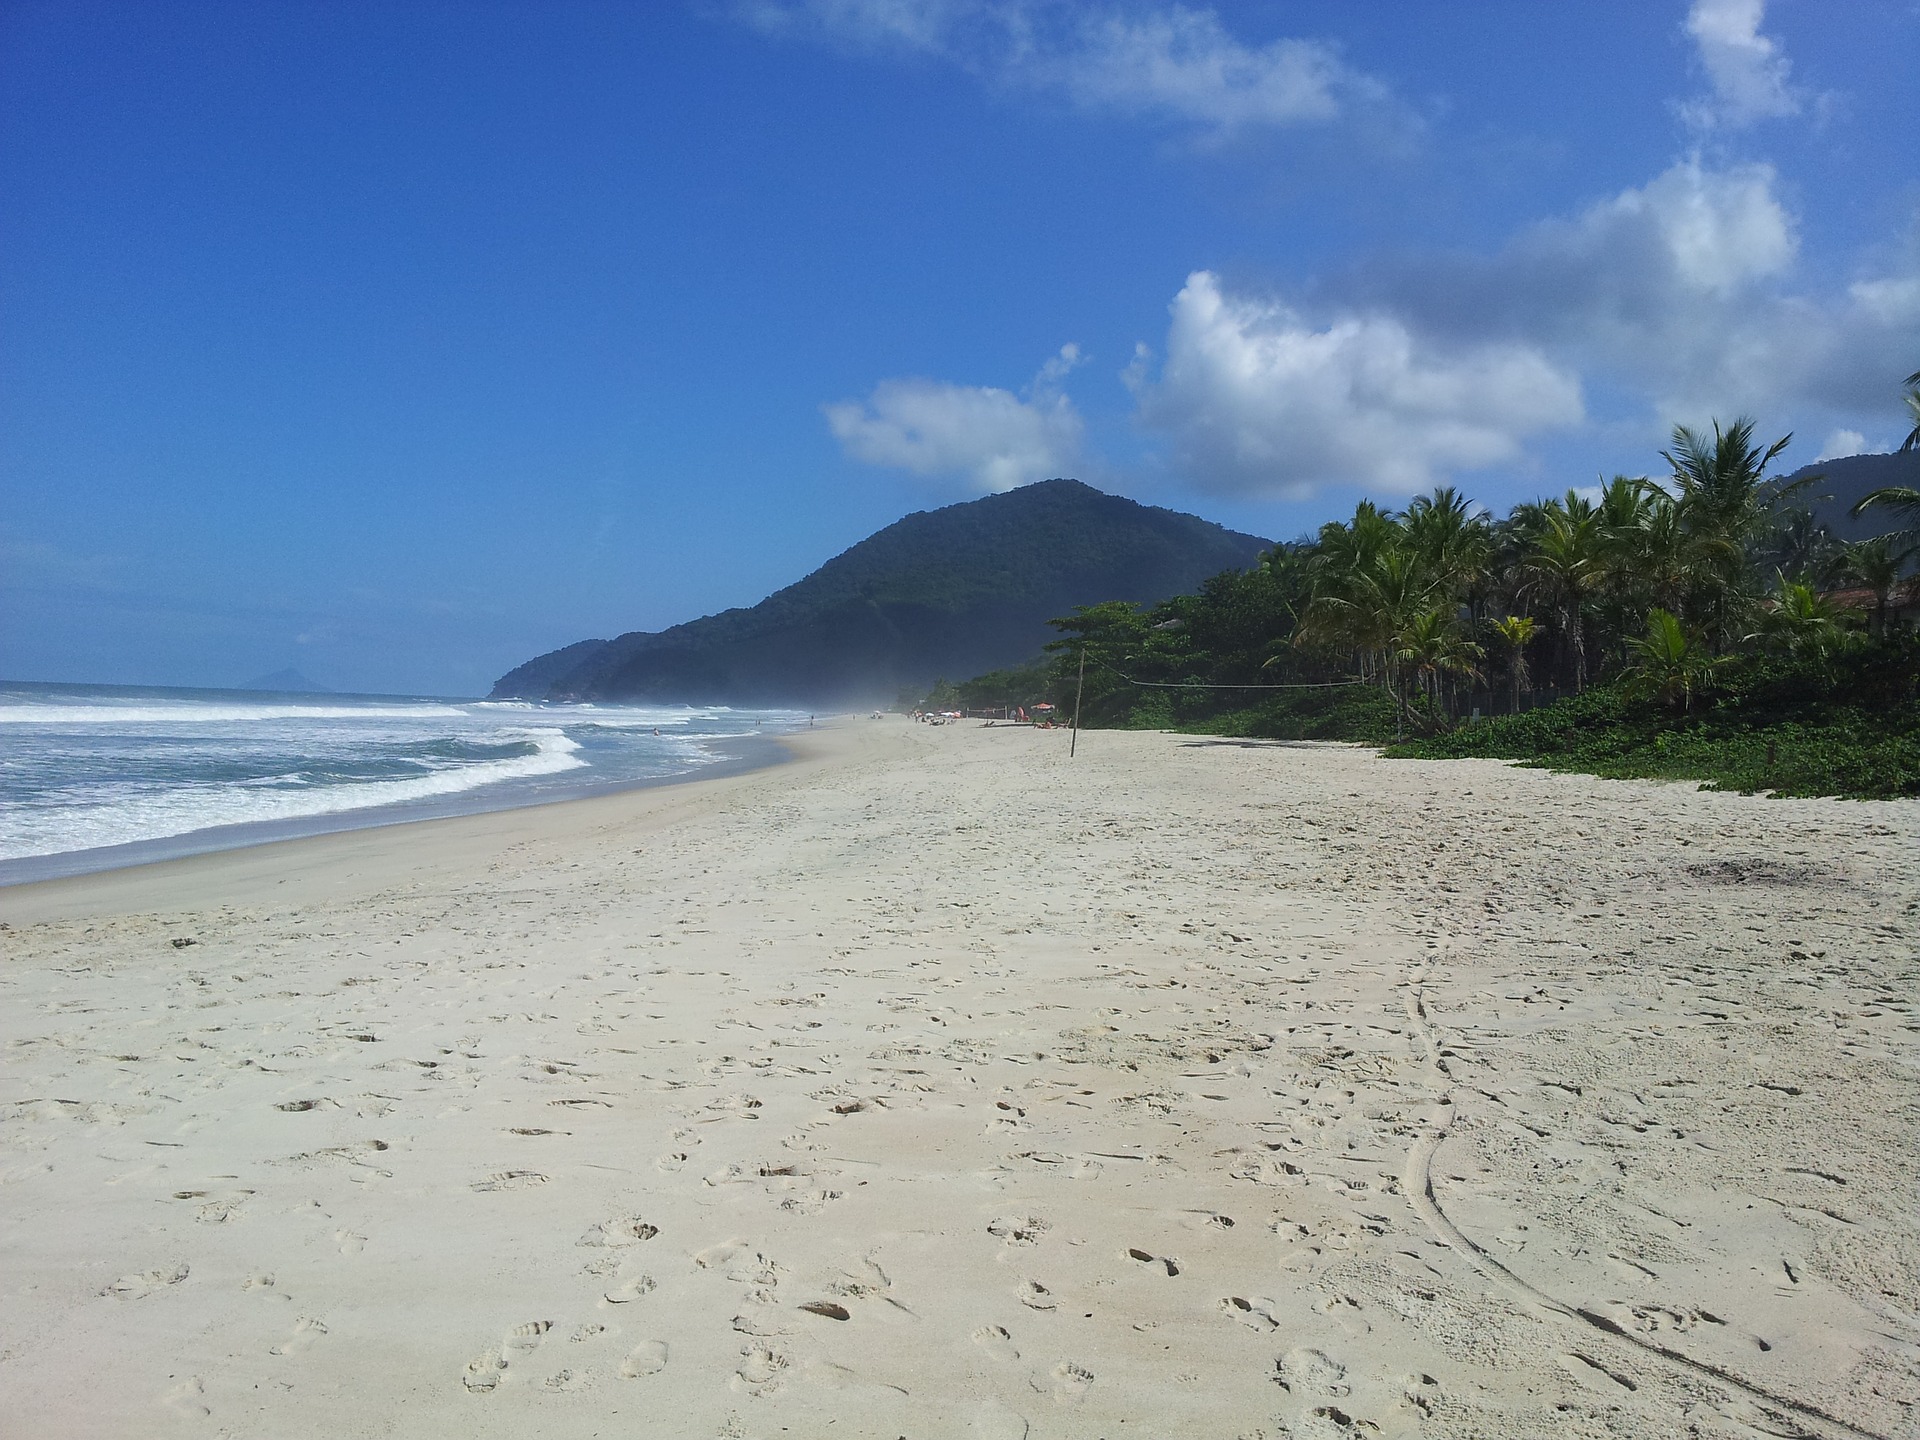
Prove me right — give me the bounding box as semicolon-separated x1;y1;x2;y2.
490;639;610;700
1779;449;1920;544
491;480;1270;706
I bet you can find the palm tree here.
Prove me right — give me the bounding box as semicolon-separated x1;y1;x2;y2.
1626;491;1715;620
1514;495;1606;691
1297;503;1414;688
1751;577;1853;664
1837;535;1913;637
1661;417;1799;649
1403;486;1493;608
1590;475;1672;668
1395;604;1484;719
1903;367;1920;452
1760;507;1842;583
1308;502;1399;591
1489;614;1537;712
1298;545;1437;707
1624;609;1720;712
1662;418;1796;532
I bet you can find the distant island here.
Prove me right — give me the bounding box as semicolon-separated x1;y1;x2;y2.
491;479;1271;707
240;668;332;693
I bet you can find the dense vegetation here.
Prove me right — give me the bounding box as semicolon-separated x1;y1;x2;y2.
493;479;1269;706
932;392;1920;799
1391;639;1920;799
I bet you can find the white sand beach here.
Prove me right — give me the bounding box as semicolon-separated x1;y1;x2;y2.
2;720;1916;1439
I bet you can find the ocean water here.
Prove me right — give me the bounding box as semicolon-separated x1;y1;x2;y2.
0;682;807;881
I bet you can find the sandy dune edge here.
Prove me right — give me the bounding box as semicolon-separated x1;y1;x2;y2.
1;720;1915;1439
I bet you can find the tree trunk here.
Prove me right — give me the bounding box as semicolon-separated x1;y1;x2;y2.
1567;607;1587;693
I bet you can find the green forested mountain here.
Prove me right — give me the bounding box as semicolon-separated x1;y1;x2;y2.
1780;449;1920;543
490;479;1270;706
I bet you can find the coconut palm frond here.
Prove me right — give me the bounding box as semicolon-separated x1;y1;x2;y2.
1850;485;1920;521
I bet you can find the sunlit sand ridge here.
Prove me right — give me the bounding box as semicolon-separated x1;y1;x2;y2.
2;720;1915;1438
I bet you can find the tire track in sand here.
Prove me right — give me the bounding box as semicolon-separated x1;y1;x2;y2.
1399;967;1885;1440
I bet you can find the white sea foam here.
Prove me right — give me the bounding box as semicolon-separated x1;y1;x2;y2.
0;730;588;861
0;686;804;871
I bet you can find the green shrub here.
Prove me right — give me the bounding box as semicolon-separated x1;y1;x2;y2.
1388;638;1920;799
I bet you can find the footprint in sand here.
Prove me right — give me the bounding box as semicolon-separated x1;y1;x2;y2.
1294;1404;1373;1437
462;1321;552;1393
1017;1279;1057;1311
1126;1247;1180;1277
987;1216;1050;1246
1313;1293;1370;1338
242;1273;290;1302
1400;1372;1442;1419
1223;1296;1281;1331
334;1230;367;1256
462;1350;506;1393
695;1239;783;1288
103;1262;190;1299
472;1170;548;1193
194;1194;252;1224
695;1239;749;1270
581;1216;659;1247
269;1316;328;1356
732;1344;788;1396
971;1325;1020;1363
160;1376;210;1418
1278;1347;1350;1398
503;1320;552;1356
731;1304;793;1337
602;1273;657;1304
1047;1361;1094;1404
619;1340;669;1378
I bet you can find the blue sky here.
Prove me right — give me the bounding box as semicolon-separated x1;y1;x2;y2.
3;0;1916;695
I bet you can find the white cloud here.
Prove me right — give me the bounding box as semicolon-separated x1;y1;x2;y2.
1816;429;1868;461
1127;272;1583;498
1020;8;1381;130
1681;0;1802;130
739;1;1394;132
1498;160;1802;421
1335;158;1916;431
1849;273;1920;327
1590;158;1795;293
825;344;1085;491
1129;161;1920;499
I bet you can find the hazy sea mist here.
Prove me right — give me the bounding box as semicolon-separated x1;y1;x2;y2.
0;682;806;882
